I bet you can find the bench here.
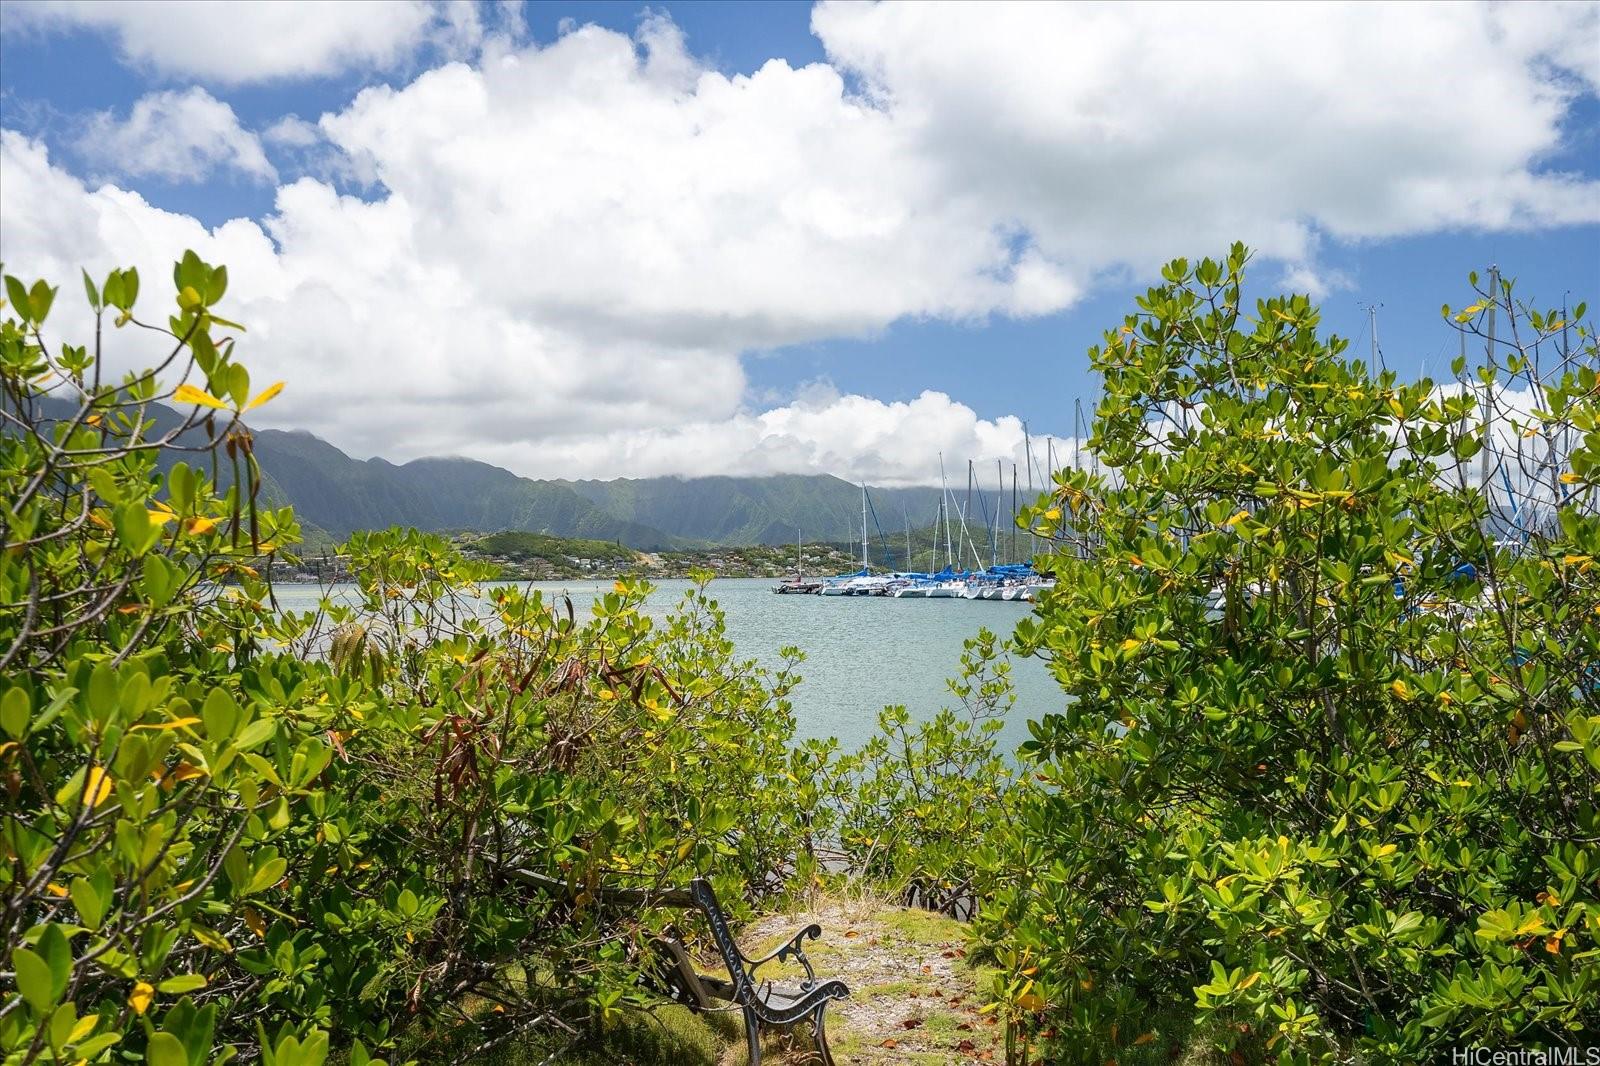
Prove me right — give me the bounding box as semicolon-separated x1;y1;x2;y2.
501;866;848;1065
653;878;849;1066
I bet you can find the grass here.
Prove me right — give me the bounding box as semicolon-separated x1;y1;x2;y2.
420;890;1227;1065
471;1004;729;1066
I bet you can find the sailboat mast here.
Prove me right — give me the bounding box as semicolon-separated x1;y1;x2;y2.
939;454;953;568
1074;400;1083;471
985;460;998;569
903;505;911;571
860;483;869;570
1011;464;1019;564
966;460;974;570
1023;423;1034;492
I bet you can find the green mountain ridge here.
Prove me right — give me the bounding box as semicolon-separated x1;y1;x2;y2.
249;429;1012;550
21;400;1019;549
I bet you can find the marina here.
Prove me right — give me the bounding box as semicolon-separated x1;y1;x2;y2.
771;467;1058;601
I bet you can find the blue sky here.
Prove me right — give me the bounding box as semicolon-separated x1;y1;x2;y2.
1;1;1597;483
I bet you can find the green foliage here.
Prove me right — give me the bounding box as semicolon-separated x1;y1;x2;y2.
470;530;637;567
815;629;1020;916
1;258;815;1064
975;245;1600;1062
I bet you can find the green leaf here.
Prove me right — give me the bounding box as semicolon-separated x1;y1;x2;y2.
5;275;31;321
206;264;228;304
102;269;125;309
75;1034;122;1058
202;688;238;742
175;250;205;296
70;879;105;931
28;280;57;323
36;923;72;1003
157;973;208;994
146;1031;188;1066
246;855;288;896
1;686;29;738
12;947;55;1011
235;718;277;750
82;268;100;311
87;663;117;719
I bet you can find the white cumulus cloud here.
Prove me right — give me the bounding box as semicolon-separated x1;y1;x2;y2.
78;88;275;183
469;387;1060;488
2;5;1597;485
10;0;442;84
813;1;1600;256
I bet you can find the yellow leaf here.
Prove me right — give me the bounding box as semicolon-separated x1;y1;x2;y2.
244;907;266;939
173;383;230;410
1043;508;1062;521
1390;680;1411;701
46;882;68;898
190;925;234;954
67;1014;98;1042
1224;510;1250;526
242;380;285;412
1375;843;1398;858
83;766;113;808
1514;913;1548;937
185;516;218;535
131;717;202;732
1238;971;1262;990
1119;637;1143;652
1559;472;1583;484
147;509;176;527
1134;1033;1156;1046
129;981;154;1015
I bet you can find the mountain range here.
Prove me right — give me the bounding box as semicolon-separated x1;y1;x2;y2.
251;428;1009;549
20;397;1025;549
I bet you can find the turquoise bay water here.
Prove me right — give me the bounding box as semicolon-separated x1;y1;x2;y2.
270;577;1061;753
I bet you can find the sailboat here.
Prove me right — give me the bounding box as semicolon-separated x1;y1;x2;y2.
821;484;896;596
772;528;821;594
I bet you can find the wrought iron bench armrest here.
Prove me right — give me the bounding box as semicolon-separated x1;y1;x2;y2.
742;924;823;988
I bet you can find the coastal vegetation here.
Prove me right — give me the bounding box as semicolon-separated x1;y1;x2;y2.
457;530;865;581
2;245;1595;1065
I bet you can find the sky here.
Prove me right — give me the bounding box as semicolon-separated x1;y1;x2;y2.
1;0;1597;487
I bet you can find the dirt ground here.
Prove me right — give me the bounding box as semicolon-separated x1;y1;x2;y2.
719;894;1006;1065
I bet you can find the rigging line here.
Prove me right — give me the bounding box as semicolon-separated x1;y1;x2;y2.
864;488;892;568
975;470;995;565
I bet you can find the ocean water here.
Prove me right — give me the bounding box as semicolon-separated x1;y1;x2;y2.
269;577;1062;753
